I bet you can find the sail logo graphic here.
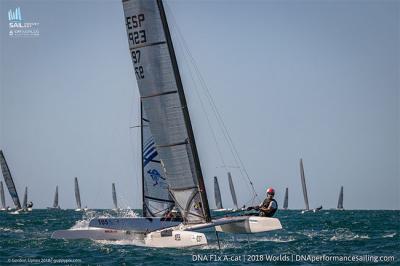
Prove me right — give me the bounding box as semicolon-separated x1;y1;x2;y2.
8;7;40;37
8;7;22;21
147;169;166;186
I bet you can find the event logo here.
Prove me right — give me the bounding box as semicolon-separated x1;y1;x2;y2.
8;7;40;37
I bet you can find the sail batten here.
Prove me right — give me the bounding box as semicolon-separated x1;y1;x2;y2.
0;150;21;209
214;176;223;209
227;172;238;210
123;0;211;223
300;159;309;210
74;177;81;209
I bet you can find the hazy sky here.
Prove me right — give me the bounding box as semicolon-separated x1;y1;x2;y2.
0;0;398;210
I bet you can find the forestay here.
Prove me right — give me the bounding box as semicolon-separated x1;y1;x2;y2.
141;104;175;217
0;150;21;209
123;0;211;223
213;176;223;209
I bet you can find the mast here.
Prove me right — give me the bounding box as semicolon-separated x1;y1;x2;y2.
156;0;211;222
112;183;118;209
0;150;21;209
283;187;288;210
337;186;343;209
53;186;59;208
227;172;238;210
140;101;146;217
213;176;223;209
0;181;5;209
74;177;81;209
300;159;309;210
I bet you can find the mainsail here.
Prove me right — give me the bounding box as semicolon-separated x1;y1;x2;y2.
0;181;5;209
123;0;211;223
0;150;21;209
141;103;175;217
300;159;310;210
213;176;223;209
23;187;28;209
337;186;344;209
74;177;82;209
227;172;238;210
112;183;118;209
53;186;59;208
283;187;288;210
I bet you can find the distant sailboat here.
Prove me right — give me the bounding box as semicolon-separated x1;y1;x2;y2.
0;181;6;211
337;186;344;210
213;176;224;211
227;172;239;211
48;186;60;209
300;159;322;213
283;187;288;210
22;187;27;209
0;150;22;212
74;177;82;211
112;183;118;210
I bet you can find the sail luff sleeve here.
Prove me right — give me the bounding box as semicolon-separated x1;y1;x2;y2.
122;0;210;223
300;159;309;210
214;176;223;209
227;172;238;210
0;150;21;209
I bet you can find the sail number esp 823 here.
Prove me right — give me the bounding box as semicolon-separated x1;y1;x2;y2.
126;14;146;79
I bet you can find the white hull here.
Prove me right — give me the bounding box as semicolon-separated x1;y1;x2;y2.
144;230;207;248
88;217;182;233
75;208;82;212
212;208;233;212
52;227;138;240
215;216;282;234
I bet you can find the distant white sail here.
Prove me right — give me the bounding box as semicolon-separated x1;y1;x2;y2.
23;186;28;209
0;150;21;209
337;186;344;209
112;183;118;209
283;187;288;210
53;186;59;208
214;176;223;209
0;181;5;209
227;172;238;210
300;159;310;210
123;0;211;223
141;103;175;217
74;177;81;209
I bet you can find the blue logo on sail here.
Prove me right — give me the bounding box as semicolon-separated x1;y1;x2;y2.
147;169;166;186
8;7;22;21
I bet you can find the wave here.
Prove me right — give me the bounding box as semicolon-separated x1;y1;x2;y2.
0;227;23;233
382;233;396;238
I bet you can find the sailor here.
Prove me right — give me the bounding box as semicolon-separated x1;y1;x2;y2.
27;201;33;208
247;187;278;217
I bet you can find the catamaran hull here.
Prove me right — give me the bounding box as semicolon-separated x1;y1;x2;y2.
51;228;138;240
88;217;181;233
215;216;282;234
144;230;207;248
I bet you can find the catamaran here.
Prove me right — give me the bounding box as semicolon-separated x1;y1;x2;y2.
0;181;7;211
48;186;61;210
74;177;87;211
283;187;288;210
0;150;22;213
213;176;231;212
337;186;344;210
22;187;33;211
300;159;322;213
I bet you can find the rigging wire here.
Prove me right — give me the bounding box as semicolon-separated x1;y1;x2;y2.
165;3;259;205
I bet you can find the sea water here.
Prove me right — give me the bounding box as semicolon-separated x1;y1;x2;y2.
0;210;398;265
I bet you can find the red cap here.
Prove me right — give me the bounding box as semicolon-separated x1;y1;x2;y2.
266;187;275;195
